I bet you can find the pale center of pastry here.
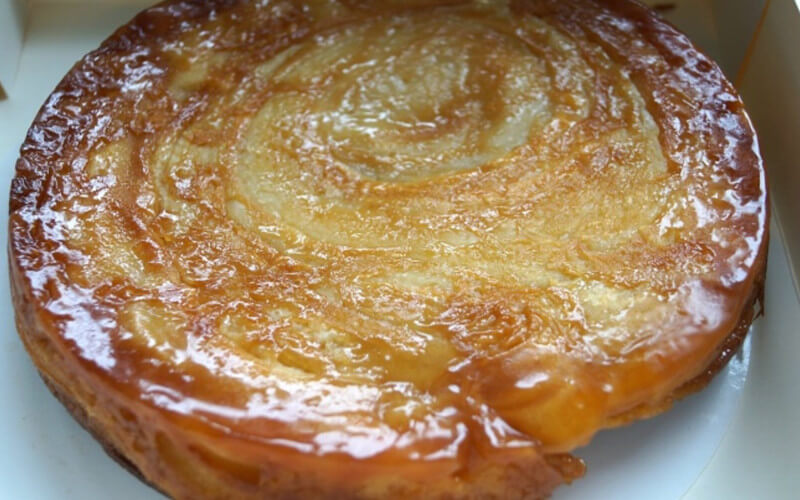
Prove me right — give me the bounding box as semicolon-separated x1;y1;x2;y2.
254;17;550;182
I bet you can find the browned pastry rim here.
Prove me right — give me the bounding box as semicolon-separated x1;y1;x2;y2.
17;256;766;499
29;299;763;500
38;374;168;498
38;374;165;496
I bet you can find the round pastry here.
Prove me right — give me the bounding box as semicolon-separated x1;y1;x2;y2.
9;0;768;498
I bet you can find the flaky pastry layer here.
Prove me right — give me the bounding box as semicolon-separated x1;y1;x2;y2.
9;0;768;498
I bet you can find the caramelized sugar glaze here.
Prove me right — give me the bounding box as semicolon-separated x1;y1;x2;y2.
9;0;767;498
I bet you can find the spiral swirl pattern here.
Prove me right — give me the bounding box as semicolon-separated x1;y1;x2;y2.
10;0;767;497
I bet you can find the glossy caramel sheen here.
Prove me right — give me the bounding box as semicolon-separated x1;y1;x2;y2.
9;0;768;498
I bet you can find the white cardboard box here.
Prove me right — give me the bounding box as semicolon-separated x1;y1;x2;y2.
1;2;798;498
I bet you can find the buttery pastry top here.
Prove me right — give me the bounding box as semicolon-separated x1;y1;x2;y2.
9;0;768;498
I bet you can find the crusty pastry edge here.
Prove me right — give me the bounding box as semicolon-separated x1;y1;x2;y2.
9;229;767;499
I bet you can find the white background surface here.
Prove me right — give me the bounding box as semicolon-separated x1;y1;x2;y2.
0;2;798;499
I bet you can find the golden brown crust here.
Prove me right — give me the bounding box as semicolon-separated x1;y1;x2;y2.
38;374;165;497
606;252;766;427
8;0;769;498
23;279;764;500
